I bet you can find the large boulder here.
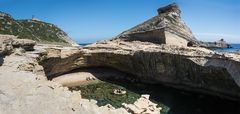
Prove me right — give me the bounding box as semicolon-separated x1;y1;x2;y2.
12;39;36;51
123;95;161;114
0;34;36;55
0;35;15;55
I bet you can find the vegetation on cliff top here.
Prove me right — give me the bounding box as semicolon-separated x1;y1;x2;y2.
0;12;70;44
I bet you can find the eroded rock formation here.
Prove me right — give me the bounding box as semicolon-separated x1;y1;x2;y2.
115;3;198;46
38;40;240;100
0;37;161;114
115;3;231;49
0;3;238;114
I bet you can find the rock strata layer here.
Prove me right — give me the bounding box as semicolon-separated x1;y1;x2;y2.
39;40;240;100
114;3;230;49
115;3;198;46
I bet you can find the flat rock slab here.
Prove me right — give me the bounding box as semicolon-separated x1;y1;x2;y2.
52;72;98;87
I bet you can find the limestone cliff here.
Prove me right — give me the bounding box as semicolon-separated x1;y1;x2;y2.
115;3;231;49
38;40;240;101
0;11;78;46
115;3;198;46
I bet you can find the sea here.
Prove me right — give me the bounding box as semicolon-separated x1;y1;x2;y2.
79;43;91;46
214;44;240;52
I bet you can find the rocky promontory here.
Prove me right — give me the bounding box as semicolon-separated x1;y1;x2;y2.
115;3;231;49
0;11;78;46
115;3;198;47
201;39;232;49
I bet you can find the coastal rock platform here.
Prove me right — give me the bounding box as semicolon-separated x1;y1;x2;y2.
39;40;240;100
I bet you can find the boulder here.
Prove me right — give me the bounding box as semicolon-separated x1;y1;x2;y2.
157;3;180;15
12;39;36;51
0;34;36;55
0;35;15;55
123;94;161;114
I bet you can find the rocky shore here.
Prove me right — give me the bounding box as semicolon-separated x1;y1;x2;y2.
36;39;240;100
1;35;240;113
0;35;161;114
0;3;239;114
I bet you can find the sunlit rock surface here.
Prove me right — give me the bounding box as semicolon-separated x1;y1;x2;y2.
39;40;240;100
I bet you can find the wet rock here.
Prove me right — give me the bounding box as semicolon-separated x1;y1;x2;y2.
123;95;161;114
113;89;127;95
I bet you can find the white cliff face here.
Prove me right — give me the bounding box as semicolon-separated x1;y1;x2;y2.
38;40;240;100
1;36;239;114
115;3;198;46
115;3;230;48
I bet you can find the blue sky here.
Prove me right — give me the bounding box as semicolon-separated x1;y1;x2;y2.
0;0;239;43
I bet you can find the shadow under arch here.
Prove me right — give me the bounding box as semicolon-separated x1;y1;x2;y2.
66;67;240;114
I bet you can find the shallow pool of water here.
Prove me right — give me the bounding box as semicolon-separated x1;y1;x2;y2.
69;79;240;114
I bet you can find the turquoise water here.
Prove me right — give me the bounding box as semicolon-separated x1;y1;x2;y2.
79;43;91;46
215;44;240;52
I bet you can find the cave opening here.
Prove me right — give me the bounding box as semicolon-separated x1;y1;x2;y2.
50;67;240;114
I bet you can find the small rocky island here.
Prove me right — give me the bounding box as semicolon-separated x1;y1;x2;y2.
0;3;240;114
